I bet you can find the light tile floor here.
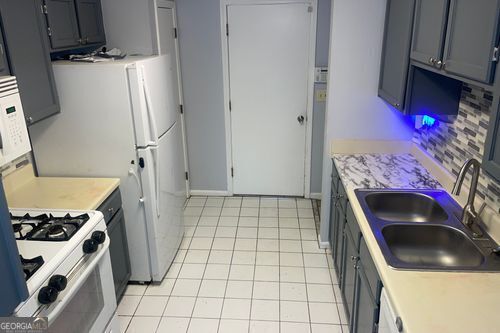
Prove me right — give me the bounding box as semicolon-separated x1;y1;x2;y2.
118;196;348;333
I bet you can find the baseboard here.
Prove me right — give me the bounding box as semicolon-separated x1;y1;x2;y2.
309;193;322;200
189;190;230;197
318;234;330;249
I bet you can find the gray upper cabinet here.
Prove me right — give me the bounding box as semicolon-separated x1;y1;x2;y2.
44;0;81;50
0;0;60;125
442;0;500;84
483;95;500;181
410;0;450;67
42;0;105;52
0;25;9;76
75;0;105;45
378;0;415;110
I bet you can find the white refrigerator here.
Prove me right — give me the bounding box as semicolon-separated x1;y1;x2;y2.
29;56;186;282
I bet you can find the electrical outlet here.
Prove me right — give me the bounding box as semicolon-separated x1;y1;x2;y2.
316;90;327;102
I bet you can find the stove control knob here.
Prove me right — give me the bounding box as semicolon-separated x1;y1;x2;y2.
91;231;106;244
83;239;98;254
49;275;67;292
38;286;59;304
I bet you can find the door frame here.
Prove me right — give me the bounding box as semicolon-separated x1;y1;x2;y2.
154;0;191;198
219;0;317;197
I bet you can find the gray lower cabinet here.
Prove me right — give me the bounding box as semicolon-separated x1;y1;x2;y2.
0;25;9;76
410;0;449;66
0;0;60;125
97;189;131;301
75;0;105;45
330;162;348;281
330;163;382;333
353;261;379;333
44;0;81;49
483;95;500;181
378;0;415;110
442;0;500;83
341;223;358;325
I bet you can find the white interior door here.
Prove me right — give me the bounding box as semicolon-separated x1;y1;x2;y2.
227;3;312;196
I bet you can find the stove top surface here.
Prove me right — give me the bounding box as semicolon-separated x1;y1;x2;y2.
11;213;90;241
10;208;104;295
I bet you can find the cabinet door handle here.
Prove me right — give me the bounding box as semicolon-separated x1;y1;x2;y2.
428;57;436;65
436;60;443;69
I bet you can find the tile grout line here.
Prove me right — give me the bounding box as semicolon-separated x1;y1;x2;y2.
187;197;224;332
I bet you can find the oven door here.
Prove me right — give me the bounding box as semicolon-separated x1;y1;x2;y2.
39;240;116;333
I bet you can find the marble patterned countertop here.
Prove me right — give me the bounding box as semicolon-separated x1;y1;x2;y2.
332;153;442;190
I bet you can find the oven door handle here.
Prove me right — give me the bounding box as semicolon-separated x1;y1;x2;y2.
43;239;110;324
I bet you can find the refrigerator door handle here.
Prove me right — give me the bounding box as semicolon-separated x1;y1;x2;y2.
151;146;161;217
141;66;159;146
128;167;145;203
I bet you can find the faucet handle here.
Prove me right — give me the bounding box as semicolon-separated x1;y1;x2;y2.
477;202;487;217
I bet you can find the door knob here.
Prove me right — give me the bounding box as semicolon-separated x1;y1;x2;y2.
297;115;305;125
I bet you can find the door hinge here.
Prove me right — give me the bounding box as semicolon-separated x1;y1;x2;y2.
307;6;313;12
229;100;232;111
231;167;234;178
493;47;499;62
47;27;52;37
41;4;48;14
179;104;184;114
174;28;178;39
185;172;189;180
226;24;229;37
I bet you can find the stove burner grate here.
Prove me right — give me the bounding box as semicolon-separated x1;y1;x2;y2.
11;213;90;242
20;255;44;281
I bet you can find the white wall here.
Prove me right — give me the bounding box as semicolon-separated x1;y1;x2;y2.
176;0;229;192
101;0;158;55
318;0;414;243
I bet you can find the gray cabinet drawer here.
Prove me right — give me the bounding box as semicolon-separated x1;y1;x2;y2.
97;188;122;224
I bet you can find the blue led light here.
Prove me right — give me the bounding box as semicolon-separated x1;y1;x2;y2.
422;115;437;127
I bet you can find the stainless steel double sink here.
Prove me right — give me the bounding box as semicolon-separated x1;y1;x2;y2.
355;189;500;272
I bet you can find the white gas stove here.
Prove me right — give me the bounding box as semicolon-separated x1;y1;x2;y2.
11;208;119;333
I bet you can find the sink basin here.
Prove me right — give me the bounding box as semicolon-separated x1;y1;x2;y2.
355;189;500;272
382;224;484;268
364;192;448;223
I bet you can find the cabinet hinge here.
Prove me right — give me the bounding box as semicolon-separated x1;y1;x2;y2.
179;104;184;114
47;27;52;37
174;28;178;39
492;47;499;62
229;100;232;111
41;4;48;14
185;172;189;180
226;24;229;37
231;167;234;178
307;5;313;12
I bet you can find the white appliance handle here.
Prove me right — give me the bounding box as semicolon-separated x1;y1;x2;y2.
140;66;159;146
45;240;110;324
128;167;145;203
151;146;161;217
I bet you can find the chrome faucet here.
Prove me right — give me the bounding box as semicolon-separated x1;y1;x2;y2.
452;158;483;237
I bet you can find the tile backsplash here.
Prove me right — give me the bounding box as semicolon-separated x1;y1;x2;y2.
413;83;499;212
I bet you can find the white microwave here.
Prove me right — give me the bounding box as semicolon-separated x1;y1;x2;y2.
0;76;31;167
